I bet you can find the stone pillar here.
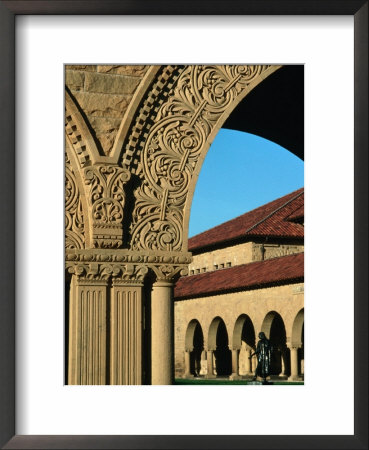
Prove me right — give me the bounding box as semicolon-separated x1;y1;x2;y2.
110;279;144;385
288;345;300;381
200;350;207;375
245;347;252;375
68;274;107;385
281;349;286;376
184;348;193;378
206;350;216;378
251;353;257;373
151;280;173;385
230;347;240;379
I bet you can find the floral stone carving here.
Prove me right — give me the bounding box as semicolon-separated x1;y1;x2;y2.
129;65;273;252
84;165;131;248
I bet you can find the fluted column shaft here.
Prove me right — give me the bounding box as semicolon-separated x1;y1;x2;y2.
68;275;107;385
110;282;143;385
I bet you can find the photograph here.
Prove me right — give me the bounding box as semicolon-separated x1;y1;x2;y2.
1;3;367;448
65;64;304;386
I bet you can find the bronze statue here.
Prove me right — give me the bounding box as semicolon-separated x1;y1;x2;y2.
249;332;272;383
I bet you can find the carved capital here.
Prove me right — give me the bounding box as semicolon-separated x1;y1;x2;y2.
111;264;149;286
67;263;116;283
83;165;131;248
66;249;191;284
151;264;188;283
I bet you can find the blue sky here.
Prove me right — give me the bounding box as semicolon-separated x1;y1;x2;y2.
188;129;304;237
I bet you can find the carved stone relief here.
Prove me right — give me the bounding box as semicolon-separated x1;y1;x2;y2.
83;165;131;248
65;152;85;249
128;65;276;252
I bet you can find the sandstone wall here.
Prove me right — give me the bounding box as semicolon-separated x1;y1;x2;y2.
65;65;149;155
189;242;304;274
174;282;304;378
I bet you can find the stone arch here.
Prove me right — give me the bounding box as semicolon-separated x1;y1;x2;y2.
261;311;289;377
184;319;204;377
208;316;232;376
291;308;304;377
291;308;304;347
65;139;89;250
232;314;255;350
185;319;203;350
123;65;282;252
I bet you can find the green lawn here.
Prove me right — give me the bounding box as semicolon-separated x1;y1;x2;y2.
174;378;304;385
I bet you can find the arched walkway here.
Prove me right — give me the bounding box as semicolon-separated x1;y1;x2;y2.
184;319;204;377
291;308;304;380
208;317;232;377
232;314;256;377
262;311;289;378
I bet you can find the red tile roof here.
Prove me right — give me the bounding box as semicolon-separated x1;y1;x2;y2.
286;204;304;221
174;253;304;299
188;188;304;252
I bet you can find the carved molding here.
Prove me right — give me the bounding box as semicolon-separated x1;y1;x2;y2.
84;165;131;248
66;250;191;284
121;65;182;172
65;151;85;249
66;248;192;265
127;65;278;252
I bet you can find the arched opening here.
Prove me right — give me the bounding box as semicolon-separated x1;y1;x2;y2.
232;314;256;376
223;65;304;159
233;314;255;349
185;320;204;377
208;317;232;376
292;308;304;377
262;311;289;378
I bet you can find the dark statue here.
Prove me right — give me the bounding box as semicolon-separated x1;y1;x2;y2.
249;332;272;383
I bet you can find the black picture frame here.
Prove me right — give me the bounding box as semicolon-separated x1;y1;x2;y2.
0;1;367;449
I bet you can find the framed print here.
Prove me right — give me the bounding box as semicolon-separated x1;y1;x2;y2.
0;1;368;449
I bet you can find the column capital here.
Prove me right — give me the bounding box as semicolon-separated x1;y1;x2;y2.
287;343;302;350
66;249;191;284
151;264;188;283
229;346;240;352
67;261;149;285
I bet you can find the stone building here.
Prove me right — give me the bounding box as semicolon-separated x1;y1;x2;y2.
174;188;304;381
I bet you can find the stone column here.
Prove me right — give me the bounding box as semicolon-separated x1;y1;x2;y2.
245;347;252;375
251;353;257;373
281;349;286;376
151;280;174;385
110;268;146;385
184;348;193;378
68;272;108;385
206;349;216;378
230;347;240;379
288;345;300;381
200;350;207;375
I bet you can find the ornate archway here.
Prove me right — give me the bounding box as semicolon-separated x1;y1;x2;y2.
65;64;292;385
